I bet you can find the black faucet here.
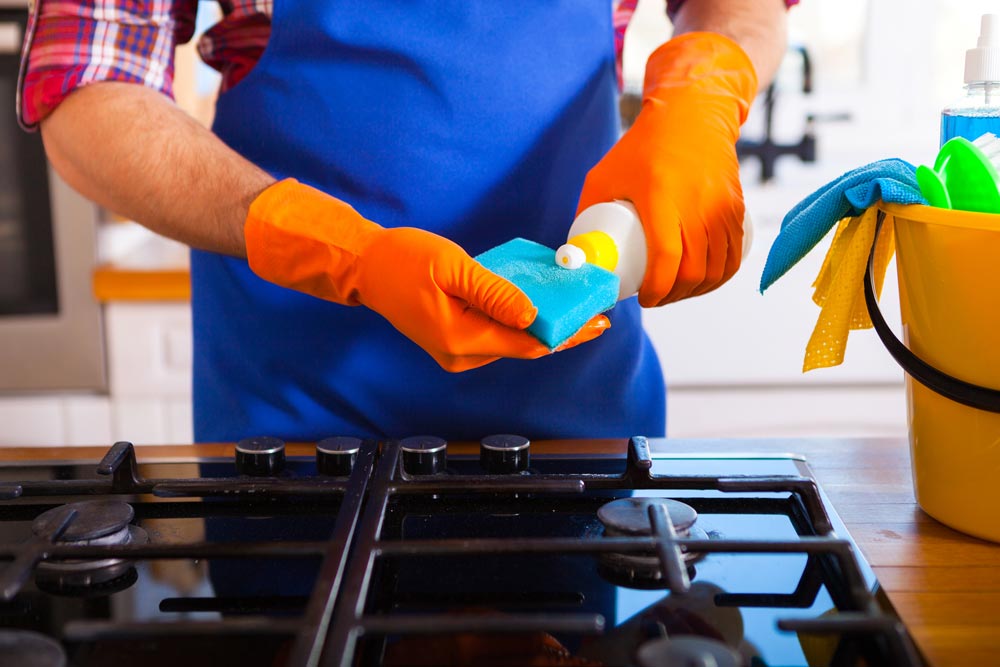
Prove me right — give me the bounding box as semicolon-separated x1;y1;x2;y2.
736;45;849;183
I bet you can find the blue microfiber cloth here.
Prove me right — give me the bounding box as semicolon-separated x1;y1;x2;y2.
476;238;619;349
760;158;927;292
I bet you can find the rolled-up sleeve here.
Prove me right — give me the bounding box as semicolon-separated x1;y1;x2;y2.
18;0;198;130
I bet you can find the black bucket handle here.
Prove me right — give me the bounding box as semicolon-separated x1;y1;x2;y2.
865;209;1000;413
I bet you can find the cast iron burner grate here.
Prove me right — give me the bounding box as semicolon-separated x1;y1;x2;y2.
0;438;922;667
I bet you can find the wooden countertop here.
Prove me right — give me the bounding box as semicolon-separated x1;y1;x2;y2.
1;437;997;666
665;438;1000;667
92;265;190;302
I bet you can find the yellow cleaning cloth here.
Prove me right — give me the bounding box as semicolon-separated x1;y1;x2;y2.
804;208;895;371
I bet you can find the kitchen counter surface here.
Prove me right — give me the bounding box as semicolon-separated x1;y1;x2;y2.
92;265;191;302
93;223;191;301
1;436;995;666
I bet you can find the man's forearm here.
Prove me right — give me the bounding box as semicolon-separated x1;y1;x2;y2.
672;0;788;89
40;82;275;258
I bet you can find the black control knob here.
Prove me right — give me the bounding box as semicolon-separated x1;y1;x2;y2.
399;436;447;475
316;437;361;477
235;436;286;476
480;434;530;474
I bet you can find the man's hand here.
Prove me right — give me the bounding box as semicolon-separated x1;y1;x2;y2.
246;180;608;372
576;32;757;308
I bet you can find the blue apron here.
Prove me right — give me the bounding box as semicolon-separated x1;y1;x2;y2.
193;0;666;443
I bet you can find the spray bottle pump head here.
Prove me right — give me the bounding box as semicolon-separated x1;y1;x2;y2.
966;14;1000;84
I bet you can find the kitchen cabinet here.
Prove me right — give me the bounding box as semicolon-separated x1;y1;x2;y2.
95;288;908;443
104;302;194;445
0;395;111;446
0;302;193;447
105;302;192;399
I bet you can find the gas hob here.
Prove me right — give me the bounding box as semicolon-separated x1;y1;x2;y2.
0;437;924;666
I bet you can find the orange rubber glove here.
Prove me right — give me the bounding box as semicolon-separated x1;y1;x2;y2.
576;32;757;308
244;179;609;372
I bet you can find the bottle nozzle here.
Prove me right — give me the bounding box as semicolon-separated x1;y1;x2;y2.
554;231;619;272
555;243;587;269
979;14;999;48
966;13;1000;84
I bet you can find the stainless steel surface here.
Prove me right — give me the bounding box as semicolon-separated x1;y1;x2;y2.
0;166;106;391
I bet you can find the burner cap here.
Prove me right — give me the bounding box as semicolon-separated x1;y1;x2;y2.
597;560;700;591
635;636;739;667
0;630;67;667
33;500;134;542
598;498;698;536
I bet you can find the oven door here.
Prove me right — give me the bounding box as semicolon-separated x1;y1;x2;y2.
0;9;105;391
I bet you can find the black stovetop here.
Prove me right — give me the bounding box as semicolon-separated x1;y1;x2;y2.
0;437;924;667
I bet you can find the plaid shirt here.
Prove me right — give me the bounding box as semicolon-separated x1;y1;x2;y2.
18;0;796;129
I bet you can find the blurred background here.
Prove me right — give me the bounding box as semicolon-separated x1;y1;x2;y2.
1;0;996;444
627;0;997;438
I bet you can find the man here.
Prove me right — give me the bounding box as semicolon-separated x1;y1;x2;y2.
21;0;792;443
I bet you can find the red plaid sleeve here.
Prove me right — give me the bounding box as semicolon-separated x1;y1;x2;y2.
197;1;272;93
18;0;198;130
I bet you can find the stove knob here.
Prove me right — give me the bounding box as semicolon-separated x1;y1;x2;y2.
316;437;361;476
480;434;530;474
399;436;447;475
235;436;286;476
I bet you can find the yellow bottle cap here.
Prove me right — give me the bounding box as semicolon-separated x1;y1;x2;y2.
567;230;618;272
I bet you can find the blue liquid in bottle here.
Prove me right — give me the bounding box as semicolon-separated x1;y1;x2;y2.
941;113;1000;146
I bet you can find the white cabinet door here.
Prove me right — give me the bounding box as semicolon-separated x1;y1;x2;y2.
0;398;66;446
105;303;193;398
105;303;194;444
63;395;113;446
0;395;112;446
666;385;908;439
110;398;192;445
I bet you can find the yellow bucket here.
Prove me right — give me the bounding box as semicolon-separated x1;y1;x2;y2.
871;203;1000;542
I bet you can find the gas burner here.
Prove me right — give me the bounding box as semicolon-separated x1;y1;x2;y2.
636;636;740;667
0;629;67;667
596;498;708;589
35;564;139;598
31;500;148;591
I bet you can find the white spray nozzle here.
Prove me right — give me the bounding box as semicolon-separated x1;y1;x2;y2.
966;14;1000;84
978;14;999;48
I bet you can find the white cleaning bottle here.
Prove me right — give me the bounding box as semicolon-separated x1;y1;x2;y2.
555;201;753;301
940;13;1000;145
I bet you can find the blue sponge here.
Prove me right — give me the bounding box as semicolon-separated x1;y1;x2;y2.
476;238;619;349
